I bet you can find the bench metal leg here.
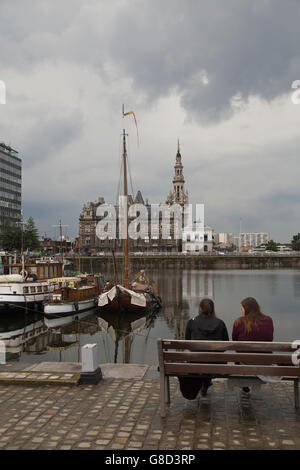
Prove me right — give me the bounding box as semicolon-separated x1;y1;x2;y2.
160;373;166;417
165;376;170;404
294;379;299;409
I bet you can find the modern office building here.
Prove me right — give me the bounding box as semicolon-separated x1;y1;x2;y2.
239;232;269;247
0;142;22;236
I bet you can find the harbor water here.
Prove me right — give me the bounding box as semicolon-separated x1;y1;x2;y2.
0;268;300;366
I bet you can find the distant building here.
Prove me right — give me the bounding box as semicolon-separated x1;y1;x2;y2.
79;144;190;254
239;232;269;248
182;225;213;253
0;142;22;236
40;237;73;254
217;232;234;245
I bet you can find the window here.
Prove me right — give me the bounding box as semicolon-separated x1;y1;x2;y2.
23;287;29;294
30;286;35;293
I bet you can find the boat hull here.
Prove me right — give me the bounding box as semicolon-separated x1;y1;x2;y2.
43;297;97;318
98;285;161;314
44;309;96;328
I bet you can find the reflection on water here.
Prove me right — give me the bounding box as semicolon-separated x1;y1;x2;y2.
98;310;157;363
0;268;299;365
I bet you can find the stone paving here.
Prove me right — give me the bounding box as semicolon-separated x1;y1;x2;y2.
0;377;299;450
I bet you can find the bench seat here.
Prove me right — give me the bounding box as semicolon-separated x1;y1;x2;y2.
157;339;300;417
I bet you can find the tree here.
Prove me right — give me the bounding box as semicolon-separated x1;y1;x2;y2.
1;219;21;251
24;217;40;251
265;240;278;252
291;233;300;251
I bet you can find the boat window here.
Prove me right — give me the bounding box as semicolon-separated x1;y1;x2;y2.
23;287;29;294
30;286;35;293
40;266;44;279
37;286;42;293
43;286;48;293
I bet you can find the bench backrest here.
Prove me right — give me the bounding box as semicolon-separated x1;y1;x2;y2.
157;339;300;378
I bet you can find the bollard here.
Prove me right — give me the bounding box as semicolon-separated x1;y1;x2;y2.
78;343;102;385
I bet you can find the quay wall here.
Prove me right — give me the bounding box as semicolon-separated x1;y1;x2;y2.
67;254;300;273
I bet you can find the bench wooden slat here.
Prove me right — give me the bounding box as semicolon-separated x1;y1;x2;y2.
163;351;294;365
161;340;294;352
164;362;300;377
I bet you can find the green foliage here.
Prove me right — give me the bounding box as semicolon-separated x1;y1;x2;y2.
1;219;21;251
24;216;40;251
265;240;278;251
291;233;300;251
0;216;40;252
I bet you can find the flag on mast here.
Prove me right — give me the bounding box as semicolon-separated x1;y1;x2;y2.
122;105;139;146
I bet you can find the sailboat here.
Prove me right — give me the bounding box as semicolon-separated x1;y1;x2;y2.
98;127;162;314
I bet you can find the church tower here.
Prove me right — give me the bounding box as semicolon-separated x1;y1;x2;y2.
166;141;188;207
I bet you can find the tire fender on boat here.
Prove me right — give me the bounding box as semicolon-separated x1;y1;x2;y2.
20;269;28;280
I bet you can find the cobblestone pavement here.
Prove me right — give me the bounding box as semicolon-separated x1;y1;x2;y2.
0;378;299;450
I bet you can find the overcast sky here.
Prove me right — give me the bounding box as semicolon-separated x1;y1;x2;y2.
1;0;300;242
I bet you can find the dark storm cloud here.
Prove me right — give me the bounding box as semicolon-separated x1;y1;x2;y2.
1;1;299;123
108;0;300;123
20;109;84;168
0;0;299;241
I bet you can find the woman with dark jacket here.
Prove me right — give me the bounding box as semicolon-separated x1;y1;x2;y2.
179;298;229;400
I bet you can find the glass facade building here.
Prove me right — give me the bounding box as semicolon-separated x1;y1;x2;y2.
0;142;22;235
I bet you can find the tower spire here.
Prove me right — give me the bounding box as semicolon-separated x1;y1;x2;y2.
166;141;188;207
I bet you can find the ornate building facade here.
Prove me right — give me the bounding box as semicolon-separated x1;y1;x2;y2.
79;144;190;254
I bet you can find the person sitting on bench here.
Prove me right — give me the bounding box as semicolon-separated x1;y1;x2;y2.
232;297;274;395
178;298;229;400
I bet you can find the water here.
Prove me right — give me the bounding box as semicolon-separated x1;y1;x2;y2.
0;269;299;365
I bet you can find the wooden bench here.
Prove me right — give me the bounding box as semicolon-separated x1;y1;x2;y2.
157;339;300;417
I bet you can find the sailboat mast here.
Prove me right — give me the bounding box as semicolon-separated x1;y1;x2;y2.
123;129;129;289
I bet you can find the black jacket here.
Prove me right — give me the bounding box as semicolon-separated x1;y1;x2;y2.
185;315;229;341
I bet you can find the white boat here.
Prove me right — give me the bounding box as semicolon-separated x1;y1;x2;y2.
0;274;56;308
44;296;97;318
44;308;96;328
43;275;101;318
0;259;64;309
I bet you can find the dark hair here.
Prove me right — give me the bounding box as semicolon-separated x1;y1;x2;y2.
240;297;265;332
199;298;215;317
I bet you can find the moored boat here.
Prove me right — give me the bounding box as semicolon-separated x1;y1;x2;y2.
98;117;162;314
0;260;64;309
44;275;101;318
99;271;162;314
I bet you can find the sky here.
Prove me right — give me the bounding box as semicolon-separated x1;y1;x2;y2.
1;0;300;242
